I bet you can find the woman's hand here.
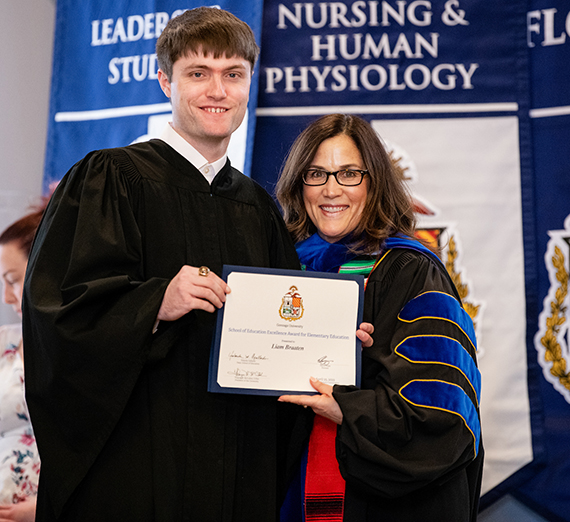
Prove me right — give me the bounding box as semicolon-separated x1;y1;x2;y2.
278;325;373;422
357;322;374;348
0;497;37;522
279;377;343;424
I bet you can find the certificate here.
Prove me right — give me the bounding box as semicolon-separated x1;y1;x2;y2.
208;265;364;395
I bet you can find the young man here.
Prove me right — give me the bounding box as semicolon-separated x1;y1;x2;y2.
22;8;300;521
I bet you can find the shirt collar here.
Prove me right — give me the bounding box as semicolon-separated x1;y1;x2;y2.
159;123;227;184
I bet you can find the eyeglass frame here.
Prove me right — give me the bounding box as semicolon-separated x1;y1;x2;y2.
302;169;369;186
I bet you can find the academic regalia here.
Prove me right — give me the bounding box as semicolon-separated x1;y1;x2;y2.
289;235;483;522
22;139;301;522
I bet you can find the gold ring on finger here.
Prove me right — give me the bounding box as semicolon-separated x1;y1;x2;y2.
198;266;210;277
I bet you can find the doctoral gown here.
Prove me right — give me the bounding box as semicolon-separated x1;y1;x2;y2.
22;139;300;521
334;247;484;521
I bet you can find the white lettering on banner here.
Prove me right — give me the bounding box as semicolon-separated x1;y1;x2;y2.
527;7;570;48
266;1;478;95
108;54;160;84
265;62;478;93
311;32;439;60
89;9;186;84
277;1;433;29
91;10;186;46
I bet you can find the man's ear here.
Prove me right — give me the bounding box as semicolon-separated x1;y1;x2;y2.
158;69;172;98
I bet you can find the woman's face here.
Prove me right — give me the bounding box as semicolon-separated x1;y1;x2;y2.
0;241;28;316
303;134;369;243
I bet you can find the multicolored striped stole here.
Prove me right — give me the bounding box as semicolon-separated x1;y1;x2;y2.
338;257;378;288
299;235;438;521
304;416;345;521
303;257;378;522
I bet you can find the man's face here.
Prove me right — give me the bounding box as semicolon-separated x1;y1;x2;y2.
158;51;252;156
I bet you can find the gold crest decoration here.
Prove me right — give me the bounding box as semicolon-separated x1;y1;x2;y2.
540;245;570;390
445;235;481;329
535;215;570;402
389;141;482;347
412;232;481;345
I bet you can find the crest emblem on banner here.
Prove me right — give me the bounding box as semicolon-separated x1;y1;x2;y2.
387;143;483;342
535;214;570;402
279;285;304;321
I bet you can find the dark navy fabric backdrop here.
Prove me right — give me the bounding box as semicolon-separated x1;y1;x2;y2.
517;2;570;521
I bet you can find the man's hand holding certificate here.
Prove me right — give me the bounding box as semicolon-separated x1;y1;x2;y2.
208;265;364;396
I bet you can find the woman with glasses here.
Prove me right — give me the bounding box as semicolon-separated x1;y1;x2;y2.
276;114;483;522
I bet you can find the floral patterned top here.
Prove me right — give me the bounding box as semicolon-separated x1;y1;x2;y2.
0;324;40;504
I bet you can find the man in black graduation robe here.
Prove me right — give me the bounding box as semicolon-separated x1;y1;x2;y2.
23;140;300;521
22;7;301;522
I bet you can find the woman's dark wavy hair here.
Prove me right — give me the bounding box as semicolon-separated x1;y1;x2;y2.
0;197;49;258
156;7;260;81
276;114;417;254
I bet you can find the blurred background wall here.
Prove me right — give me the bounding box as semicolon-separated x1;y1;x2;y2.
0;0;55;324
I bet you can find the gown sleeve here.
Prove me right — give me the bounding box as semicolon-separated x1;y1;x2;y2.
332;250;481;499
22;150;170;513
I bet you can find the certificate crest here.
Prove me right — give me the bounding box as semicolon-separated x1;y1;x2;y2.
279;285;304;321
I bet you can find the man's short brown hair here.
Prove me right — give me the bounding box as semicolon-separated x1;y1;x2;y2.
156;7;260;81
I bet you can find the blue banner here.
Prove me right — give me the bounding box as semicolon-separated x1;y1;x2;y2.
252;0;535;504
515;2;570;521
43;0;263;191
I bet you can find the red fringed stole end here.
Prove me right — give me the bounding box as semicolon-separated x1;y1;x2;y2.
304;415;345;521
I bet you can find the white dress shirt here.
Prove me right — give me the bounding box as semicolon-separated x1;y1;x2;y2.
159;123;227;184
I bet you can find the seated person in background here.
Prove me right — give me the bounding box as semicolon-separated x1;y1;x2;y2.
0;201;47;522
276;114;483;522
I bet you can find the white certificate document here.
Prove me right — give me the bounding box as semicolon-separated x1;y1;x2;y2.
208;265;364;395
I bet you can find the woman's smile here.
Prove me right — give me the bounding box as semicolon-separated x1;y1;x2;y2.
303;134;369;243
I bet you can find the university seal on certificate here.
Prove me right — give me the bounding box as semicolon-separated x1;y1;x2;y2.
208;265;364;396
279;286;304;321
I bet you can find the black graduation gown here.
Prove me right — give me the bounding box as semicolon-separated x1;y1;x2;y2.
332;248;484;521
22;139;300;522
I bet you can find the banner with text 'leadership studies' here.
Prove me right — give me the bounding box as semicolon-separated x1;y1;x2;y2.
251;0;535;504
44;0;263;190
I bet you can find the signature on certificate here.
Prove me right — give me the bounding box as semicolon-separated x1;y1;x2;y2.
228;368;265;378
317;355;334;369
228;350;268;363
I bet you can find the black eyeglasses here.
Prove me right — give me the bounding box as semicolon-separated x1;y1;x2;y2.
302;169;368;186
